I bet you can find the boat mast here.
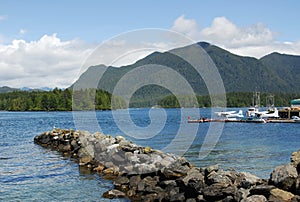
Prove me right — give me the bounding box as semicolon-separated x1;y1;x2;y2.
266;94;275;108
252;91;260;108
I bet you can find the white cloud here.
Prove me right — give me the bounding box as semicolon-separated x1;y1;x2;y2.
171;15;300;58
2;16;300;89
171;15;200;40
0;34;95;88
200;17;275;48
0;31;188;88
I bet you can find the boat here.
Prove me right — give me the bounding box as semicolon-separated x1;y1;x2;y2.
241;113;266;123
292;116;300;123
187;116;211;123
246;107;259;117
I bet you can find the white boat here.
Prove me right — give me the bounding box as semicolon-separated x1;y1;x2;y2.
259;108;279;119
241;114;266;123
292;116;300;123
246;107;259;117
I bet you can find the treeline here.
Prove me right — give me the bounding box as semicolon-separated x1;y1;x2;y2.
0;89;299;111
0;88;126;111
158;92;300;108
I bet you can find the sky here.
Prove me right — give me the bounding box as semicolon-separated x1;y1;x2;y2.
1;0;300;88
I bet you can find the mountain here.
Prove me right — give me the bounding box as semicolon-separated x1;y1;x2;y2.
0;86;18;93
20;87;53;92
260;52;300;92
72;42;300;106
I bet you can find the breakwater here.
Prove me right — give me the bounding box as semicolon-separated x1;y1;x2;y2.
34;129;300;201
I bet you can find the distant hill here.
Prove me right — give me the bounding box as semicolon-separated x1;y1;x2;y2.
0;86;18;93
260;52;300;92
72;42;300;106
0;86;53;94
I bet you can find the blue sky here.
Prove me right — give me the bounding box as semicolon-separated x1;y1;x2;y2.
1;0;299;43
0;0;300;88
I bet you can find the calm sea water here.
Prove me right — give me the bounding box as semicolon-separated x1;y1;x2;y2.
1;108;299;201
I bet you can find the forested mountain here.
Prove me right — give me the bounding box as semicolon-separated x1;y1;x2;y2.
260;52;300;92
72;42;300;107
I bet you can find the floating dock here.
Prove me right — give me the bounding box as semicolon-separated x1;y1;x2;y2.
188;118;298;124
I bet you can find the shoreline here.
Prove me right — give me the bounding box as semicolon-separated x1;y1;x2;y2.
34;129;300;201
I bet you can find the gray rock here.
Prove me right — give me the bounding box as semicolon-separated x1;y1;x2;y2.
142;193;158;202
291;149;300;168
138;153;151;163
104;161;114;168
129;175;141;188
270;164;298;191
242;195;267;202
235;188;250;201
137;180;145;192
250;184;275;198
202;183;225;201
170;192;185;202
206;171;232;187
241;172;260;186
93;132;105;140
182;167;204;186
269;188;295;202
102;189;126;199
186;198;197;202
113;176;129;187
143;176;159;187
159;180;177;187
205;164;219;175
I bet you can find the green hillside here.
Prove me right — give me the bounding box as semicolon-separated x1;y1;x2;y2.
260;52;300;92
72;42;300;107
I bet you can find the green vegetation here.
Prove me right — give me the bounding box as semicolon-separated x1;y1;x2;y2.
158;92;300;108
0;88;125;111
0;87;298;111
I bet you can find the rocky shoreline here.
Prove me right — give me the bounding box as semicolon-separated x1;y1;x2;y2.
34;129;300;201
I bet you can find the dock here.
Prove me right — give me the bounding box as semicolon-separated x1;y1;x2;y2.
188;118;298;124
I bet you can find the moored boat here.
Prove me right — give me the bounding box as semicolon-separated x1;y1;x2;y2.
292;116;300;123
240;115;266;123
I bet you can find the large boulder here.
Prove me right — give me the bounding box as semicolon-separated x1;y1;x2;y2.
270;164;298;191
102;189;126;199
243;195;268;202
291;149;300;173
269;188;295;202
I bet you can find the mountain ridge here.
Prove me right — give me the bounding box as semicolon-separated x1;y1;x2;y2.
71;41;300;106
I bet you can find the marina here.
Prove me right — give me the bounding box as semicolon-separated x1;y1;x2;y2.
188;93;300;124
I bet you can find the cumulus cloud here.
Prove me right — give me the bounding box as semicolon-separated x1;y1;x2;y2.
171;15;300;58
0;31;189;88
0;34;95;88
171;15;200;40
200;17;276;49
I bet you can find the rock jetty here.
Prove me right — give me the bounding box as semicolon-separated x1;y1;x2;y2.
34;129;300;201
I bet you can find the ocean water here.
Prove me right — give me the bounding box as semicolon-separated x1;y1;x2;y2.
0;108;299;201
